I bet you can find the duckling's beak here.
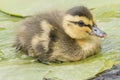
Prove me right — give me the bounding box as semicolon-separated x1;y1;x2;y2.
91;27;107;38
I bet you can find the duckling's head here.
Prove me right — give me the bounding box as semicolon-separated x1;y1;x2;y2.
63;6;106;39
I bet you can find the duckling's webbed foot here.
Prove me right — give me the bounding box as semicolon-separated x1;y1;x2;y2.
37;55;63;65
51;59;63;64
37;58;51;65
32;42;52;65
37;55;51;65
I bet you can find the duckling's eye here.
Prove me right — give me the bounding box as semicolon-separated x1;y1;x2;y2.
69;21;92;28
69;21;84;27
77;21;84;27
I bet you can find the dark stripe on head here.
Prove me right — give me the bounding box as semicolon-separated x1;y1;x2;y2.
66;6;93;20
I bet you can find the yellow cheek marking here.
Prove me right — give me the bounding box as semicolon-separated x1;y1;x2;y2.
64;25;81;38
63;15;94;39
81;27;92;33
63;24;90;39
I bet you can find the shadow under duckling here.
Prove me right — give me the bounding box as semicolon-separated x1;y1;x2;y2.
13;6;107;64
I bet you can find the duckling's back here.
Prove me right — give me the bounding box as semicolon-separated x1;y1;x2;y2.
13;11;70;62
14;10;101;63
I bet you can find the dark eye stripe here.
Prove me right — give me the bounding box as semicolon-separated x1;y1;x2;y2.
69;21;79;25
84;24;92;29
69;21;92;29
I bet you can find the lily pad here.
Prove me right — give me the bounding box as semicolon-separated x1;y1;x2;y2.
93;4;120;19
0;0;120;17
0;18;120;80
0;11;23;21
0;0;120;80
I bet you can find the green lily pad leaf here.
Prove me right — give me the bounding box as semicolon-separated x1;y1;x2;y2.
0;0;120;17
0;1;120;80
0;0;86;16
93;4;120;19
0;17;120;80
0;52;119;80
0;27;5;31
0;11;23;21
0;63;50;80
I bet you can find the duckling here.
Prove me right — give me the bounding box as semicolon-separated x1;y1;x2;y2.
13;6;106;63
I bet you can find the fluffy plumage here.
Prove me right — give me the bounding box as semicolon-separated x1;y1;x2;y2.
13;6;106;63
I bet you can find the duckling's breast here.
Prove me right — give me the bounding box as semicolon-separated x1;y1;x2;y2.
49;36;101;62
